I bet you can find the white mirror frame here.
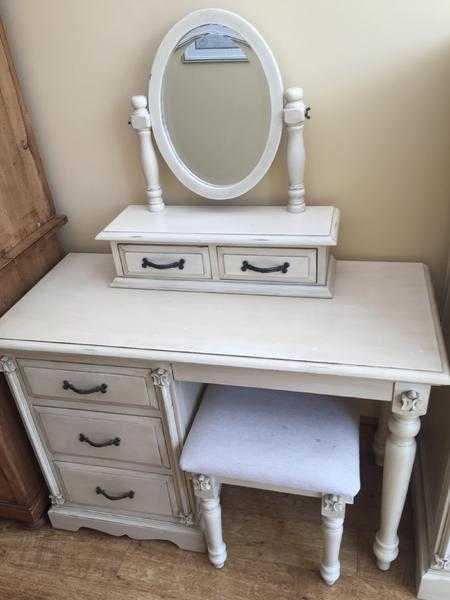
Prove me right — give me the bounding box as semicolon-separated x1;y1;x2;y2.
149;8;283;201
130;9;307;213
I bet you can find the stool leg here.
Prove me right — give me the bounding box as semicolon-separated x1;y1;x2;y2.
320;494;346;585
192;474;227;568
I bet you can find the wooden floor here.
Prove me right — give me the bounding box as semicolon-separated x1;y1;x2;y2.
0;424;416;600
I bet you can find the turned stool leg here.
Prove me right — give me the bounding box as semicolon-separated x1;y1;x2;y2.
192;474;227;568
320;494;346;585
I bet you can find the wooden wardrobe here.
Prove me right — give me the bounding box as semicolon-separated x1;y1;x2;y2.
0;20;66;524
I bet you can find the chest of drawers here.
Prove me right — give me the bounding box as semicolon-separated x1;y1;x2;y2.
97;204;339;298
2;355;205;551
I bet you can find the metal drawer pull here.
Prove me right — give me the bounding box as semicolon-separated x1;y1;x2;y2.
62;380;108;395
142;257;185;270
95;486;135;501
241;260;290;274
79;433;121;448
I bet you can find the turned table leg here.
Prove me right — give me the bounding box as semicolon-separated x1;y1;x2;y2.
192;474;227;568
373;384;429;570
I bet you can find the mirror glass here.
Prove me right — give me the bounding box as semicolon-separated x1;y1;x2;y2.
162;24;271;186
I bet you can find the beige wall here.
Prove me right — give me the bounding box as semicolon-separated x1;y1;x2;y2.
1;0;450;296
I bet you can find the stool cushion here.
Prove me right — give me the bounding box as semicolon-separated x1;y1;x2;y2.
180;385;360;498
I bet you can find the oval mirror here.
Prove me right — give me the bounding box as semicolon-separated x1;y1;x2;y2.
149;9;283;199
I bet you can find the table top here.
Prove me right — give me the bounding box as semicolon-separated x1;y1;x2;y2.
0;253;448;385
96;204;339;246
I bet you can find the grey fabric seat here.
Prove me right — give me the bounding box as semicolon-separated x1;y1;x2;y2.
180;385;360;497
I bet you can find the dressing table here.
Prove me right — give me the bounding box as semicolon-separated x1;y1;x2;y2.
0;8;449;580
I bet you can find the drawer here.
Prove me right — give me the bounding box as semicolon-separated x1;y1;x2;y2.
35;407;170;470
57;462;180;517
217;246;317;283
119;244;211;279
19;360;158;409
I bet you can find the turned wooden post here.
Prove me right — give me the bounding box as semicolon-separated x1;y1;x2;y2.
283;87;307;213
373;384;430;570
321;494;346;585
192;474;227;568
129;95;164;212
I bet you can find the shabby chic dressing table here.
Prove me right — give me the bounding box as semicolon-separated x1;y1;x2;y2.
0;8;449;578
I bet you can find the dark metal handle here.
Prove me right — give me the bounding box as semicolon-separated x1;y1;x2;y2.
62;380;108;395
241;260;290;274
142;257;185;270
95;486;135;501
79;433;121;448
305;106;311;119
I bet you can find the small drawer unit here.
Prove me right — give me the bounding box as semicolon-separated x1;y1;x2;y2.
217;246;317;283
3;356;205;551
119;244;211;279
97;205;340;298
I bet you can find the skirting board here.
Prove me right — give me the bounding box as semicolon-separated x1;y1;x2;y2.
110;256;336;298
412;439;450;600
49;506;206;552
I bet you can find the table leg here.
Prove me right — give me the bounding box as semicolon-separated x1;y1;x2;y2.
373;384;429;570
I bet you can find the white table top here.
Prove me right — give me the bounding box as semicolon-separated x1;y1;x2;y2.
96;204;339;246
0;254;448;385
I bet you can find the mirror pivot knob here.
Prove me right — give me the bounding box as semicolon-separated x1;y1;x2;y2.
131;95;148;109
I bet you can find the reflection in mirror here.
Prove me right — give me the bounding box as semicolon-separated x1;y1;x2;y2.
162;24;271;186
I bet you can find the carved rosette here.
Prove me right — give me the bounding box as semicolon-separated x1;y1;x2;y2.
0;356;16;374
392;387;428;418
49;493;65;506
192;474;212;493
151;368;170;388
399;390;422;413
432;554;450;571
179;512;194;527
321;494;345;518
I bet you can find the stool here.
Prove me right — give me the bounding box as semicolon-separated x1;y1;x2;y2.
180;385;360;585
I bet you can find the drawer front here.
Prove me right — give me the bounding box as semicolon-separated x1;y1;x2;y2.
35;407;170;469
217;247;317;283
119;244;211;279
19;360;158;409
57;462;180;517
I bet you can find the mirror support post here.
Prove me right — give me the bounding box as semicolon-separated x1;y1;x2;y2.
130;95;165;212
284;87;306;213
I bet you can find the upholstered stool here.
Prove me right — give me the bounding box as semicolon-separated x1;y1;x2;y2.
180;385;360;585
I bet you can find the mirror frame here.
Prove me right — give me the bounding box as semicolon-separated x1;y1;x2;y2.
148;9;284;200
